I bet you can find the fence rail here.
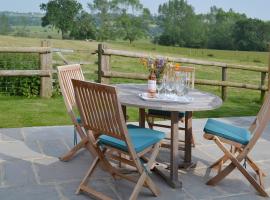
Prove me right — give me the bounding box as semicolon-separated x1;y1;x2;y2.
0;41;53;98
0;47;51;53
0;43;93;98
0;42;269;100
0;70;51;77
97;43;270;101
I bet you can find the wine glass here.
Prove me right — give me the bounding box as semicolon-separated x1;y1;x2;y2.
156;80;164;98
166;73;176;98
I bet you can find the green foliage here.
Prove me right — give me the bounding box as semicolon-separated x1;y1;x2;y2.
156;2;270;52
70;11;96;40
89;0;115;41
0;14;12;35
0;54;40;97
206;7;246;50
40;0;82;39
115;1;148;44
157;0;206;47
232;18;270;51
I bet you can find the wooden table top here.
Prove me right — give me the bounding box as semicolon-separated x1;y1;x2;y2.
116;84;222;112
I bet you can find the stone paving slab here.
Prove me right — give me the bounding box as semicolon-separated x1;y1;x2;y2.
0;117;269;200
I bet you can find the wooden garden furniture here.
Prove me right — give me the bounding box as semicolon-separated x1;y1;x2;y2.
117;84;222;188
57;64;95;161
146;66;196;147
203;92;270;197
72;79;166;200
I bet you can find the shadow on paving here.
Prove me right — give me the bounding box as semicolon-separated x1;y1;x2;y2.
0;117;269;200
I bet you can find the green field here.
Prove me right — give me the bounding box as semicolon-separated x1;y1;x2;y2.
0;35;269;128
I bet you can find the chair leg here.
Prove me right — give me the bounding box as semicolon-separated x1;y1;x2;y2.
207;138;269;197
59;137;88;161
145;176;160;196
209;155;229;170
146;115;154;129
76;157;114;199
76;157;99;194
235;161;268;197
142;143;161;196
207;162;236;186
246;155;267;177
236;149;267;178
129;172;147;200
130;143;161;199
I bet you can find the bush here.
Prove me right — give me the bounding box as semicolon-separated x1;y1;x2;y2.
0;53;40;97
157;34;176;46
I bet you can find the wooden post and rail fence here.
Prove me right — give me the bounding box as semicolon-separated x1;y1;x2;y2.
0;40;53;98
97;43;270;101
0;42;269;101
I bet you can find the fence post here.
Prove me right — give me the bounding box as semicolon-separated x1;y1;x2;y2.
98;43;111;84
260;72;267;101
40;40;52;98
221;66;227;101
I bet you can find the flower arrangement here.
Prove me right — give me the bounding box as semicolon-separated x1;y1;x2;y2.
140;57;168;80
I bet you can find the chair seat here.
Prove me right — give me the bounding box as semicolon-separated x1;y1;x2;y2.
99;124;165;153
204;119;251;145
148;109;185;119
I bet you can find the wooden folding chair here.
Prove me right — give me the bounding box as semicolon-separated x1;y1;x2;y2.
57;64;95;161
203;92;270;197
72;79;165;200
146;66;196;147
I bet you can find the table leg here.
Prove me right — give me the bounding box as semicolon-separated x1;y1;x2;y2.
153;111;182;188
139;108;145;128
179;111;196;168
170;111;182;187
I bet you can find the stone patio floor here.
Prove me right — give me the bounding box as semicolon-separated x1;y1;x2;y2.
0;117;270;200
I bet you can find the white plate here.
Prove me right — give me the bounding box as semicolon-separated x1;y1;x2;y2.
139;93;193;104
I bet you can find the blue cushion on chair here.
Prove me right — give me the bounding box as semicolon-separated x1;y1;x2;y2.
77;117;82;124
204;119;251;145
148;109;185;118
99;124;165;153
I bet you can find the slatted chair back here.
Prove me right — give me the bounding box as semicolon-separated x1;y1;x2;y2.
72;79;128;141
57;64;84;123
247;92;270;150
177;66;195;89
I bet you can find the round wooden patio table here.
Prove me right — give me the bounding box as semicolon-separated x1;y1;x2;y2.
116;84;223;188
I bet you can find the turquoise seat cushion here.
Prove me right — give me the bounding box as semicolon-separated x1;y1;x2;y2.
204;119;251;145
99;124;165;153
77;117;81;124
148;109;185;118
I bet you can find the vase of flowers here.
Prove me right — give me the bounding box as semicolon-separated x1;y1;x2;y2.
140;57;168;97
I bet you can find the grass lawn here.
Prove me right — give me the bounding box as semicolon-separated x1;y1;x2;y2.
0;35;268;128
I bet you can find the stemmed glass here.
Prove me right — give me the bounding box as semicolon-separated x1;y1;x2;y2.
167;77;175;98
175;71;184;96
164;68;176;98
156;80;164;98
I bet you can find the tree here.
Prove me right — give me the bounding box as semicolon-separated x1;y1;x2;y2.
206;7;246;50
115;0;149;43
0;14;12;35
232;19;269;51
88;0;115;41
40;0;82;39
70;11;96;40
157;0;206;47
